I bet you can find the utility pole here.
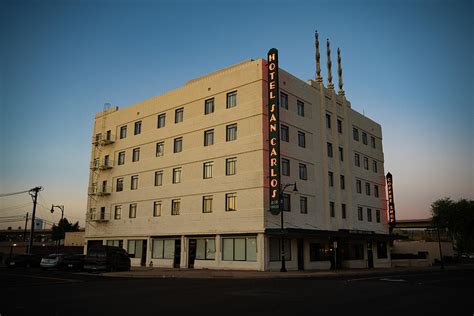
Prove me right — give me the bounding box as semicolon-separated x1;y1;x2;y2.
23;212;29;242
28;187;43;254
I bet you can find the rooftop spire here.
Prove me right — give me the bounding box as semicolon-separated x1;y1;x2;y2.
326;39;334;90
315;31;322;83
337;47;345;96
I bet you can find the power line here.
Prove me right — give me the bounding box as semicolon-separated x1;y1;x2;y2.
0;189;33;197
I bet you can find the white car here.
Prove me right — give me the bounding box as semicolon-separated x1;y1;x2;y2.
40;254;65;269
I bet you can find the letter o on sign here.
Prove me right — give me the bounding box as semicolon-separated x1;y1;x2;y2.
270;179;278;188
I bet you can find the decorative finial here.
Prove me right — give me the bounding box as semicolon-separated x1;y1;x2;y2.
326;39;334;90
315;31;322;83
337;47;345;96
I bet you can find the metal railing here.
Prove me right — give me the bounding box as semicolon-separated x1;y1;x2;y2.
90;158;114;170
92;133;116;146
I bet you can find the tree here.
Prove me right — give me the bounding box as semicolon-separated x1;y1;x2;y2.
431;198;474;253
51;218;80;241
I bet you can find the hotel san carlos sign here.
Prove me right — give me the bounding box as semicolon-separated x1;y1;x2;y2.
386;172;396;228
268;48;281;215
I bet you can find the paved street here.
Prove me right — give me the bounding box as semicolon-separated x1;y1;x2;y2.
1;266;473;316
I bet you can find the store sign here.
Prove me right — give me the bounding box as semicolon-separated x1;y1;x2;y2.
386;172;396;226
268;48;281;215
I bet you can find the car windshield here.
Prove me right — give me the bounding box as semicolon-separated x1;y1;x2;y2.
88;249;106;257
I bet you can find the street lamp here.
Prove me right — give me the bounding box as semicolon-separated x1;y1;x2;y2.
50;204;64;253
279;182;298;272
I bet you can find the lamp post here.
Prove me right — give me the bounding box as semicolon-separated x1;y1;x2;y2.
279;182;298;272
50;204;64;253
10;243;17;258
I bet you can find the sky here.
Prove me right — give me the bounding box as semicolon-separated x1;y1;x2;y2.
1;0;472;228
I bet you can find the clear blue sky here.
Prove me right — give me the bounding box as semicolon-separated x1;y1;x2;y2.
1;0;472;226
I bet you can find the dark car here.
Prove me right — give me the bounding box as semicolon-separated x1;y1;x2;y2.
84;245;131;272
5;254;42;268
62;254;85;271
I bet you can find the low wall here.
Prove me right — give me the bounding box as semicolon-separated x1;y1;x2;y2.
391;259;430;267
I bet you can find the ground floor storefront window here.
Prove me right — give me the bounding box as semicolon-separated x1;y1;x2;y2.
222;236;257;261
106;240;123;248
342;243;365;260
309;243;330;261
377;242;388;259
269;238;291;261
152;239;176;259
196;238;215;260
127;240;144;258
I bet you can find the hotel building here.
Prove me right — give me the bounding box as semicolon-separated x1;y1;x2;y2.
85;35;392;271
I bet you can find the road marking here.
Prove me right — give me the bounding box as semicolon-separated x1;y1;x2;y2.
379;278;406;282
3;273;81;283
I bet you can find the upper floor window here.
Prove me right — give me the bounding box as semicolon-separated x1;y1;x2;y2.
297;100;305;117
283;194;291;212
171;199;180;215
328;171;334;187
205;98;214;114
226;91;237;108
299;163;307;180
358;207;363;221
339;147;344;161
155;171;163;186
376;210;381;223
116;178;123;192
225;193;237;211
374;185;379;198
281;92;288;109
175;108;184;123
226;124;237;141
204;129;214;146
367;208;372;222
354;153;360;167
298;131;306;148
365;182;371;196
353;128;359;141
202;196;213;213
153;201;162;217
157;114;166;128
134;121;142;135
114;205;122;220
330;201;335;217
342;203;347;219
356;179;362;193
203;161;213;179
327;142;333;158
371;136;376;149
300;196;308;214
364;156;369;170
373;160;378;173
129;204;137;218
172;168;182;184
118;151;125;165
340;175;345;190
281;125;289;142
131;175;138;190
362;132;368;145
282;158;290;176
120;126;127;139
337;119;342;134
156;142;164;157
132;148;140;162
226;157;237;176
174;137;183;153
326;113;331;129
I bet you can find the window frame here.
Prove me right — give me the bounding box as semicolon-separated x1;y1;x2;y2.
175;107;184;123
204;98;215;114
226;91;237;109
226;123;237;142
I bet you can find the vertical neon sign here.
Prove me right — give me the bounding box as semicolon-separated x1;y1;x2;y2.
268;48;281;215
386;172;396;229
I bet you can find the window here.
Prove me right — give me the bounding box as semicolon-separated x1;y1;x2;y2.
282;158;290;176
337;119;342;134
339;147;344;161
104;155;110;167
203;162;213;179
114;205;122;220
106;240;123;247
134;121;141;135
157;114;166;128
129;204;137;218
371;136;376;149
342;203;347;219
327;142;333;157
299;163;307;180
127;240;144;259
196;238;216;260
174;137;183;153
205;98;214;114
280;92;288;109
131;175;138;190
283;194;291;212
362;132;368;145
171;199;180;215
353;127;359;141
269;238;291;261
343;243;364;260
132;148;140;162
373;160;378;173
298;131;306;148
377;242;388;259
204;129;214;146
374;185;379;198
156;142;164;157
358;207;363;221
202;195;213;213
281;125;289;142
222;237;257;261
226;91;237;108
225;193;237;211
154;171;163;186
226;124;237;141
175;107;184;123
330;201;335;217
152;239;177;259
356;179;362;193
326;113;331;129
354;153;360;167
118;151;125;165
153;201;162;217
376;210;381;223
328;171;334;187
172;168;182;184
116;178;123;192
310;243;330;261
226;157;236;176
367;208;372;222
120;126;127;139
297;100;305;116
340;175;345;190
364;156;369;170
300;196;308;214
366;182;371;195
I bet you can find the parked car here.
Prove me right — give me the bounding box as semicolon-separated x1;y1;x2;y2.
84;245;131;272
61;254;85;271
40;253;66;270
5;254;42;268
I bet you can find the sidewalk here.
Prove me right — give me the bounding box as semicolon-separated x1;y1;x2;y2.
102;264;473;279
